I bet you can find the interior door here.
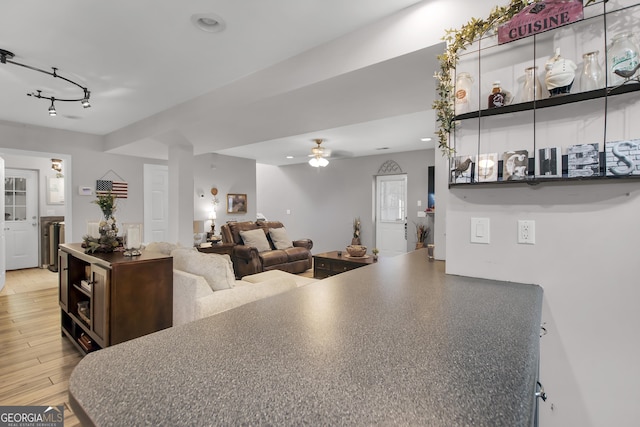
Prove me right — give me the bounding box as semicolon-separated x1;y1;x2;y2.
143;164;169;243
375;174;407;257
5;169;39;270
0;157;5;290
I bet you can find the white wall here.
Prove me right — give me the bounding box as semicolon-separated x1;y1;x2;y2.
0;121;165;242
256;149;434;253
444;179;640;426
192;153;258;230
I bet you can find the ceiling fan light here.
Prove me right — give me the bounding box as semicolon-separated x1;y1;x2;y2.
309;157;329;167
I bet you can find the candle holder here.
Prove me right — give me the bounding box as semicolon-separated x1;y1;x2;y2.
123;223;142;257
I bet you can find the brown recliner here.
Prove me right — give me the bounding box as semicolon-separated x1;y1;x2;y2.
221;221;313;278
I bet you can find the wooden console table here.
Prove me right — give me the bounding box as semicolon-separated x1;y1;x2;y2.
58;243;173;355
313;250;376;279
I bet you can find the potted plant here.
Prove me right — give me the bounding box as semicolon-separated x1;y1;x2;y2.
414;222;431;250
352;217;361;245
372;248;379;261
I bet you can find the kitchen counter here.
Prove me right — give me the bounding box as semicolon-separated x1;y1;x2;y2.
69;249;543;426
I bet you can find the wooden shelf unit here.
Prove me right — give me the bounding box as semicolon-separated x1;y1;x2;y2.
59;243;173;355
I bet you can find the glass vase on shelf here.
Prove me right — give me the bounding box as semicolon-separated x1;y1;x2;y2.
580;51;604;91
607;33;640;86
454;72;473;114
521;66;542;102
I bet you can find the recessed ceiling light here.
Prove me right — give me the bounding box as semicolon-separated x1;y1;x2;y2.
421;137;432;142
286;155;294;159
191;13;226;33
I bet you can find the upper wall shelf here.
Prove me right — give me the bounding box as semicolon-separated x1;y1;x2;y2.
453;83;640;121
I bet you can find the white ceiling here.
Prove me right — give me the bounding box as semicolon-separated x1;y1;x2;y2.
0;0;440;165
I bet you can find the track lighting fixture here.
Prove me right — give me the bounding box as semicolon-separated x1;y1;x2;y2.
0;48;92;116
48;99;57;117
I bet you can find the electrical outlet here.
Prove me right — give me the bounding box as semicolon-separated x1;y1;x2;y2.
518;220;535;244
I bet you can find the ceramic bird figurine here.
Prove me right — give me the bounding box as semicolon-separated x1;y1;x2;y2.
545;48;577;96
614;62;640;82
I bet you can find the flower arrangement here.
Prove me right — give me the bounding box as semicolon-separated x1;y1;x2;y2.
433;0;596;157
353;217;361;239
414;222;431;244
93;192;117;219
351;217;362;245
82;192;122;253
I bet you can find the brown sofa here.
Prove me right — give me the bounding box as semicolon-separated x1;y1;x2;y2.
220;221;313;278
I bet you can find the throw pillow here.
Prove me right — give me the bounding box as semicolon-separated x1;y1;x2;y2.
171;248;235;291
145;241;178;255
239;229;272;252
269;227;293;250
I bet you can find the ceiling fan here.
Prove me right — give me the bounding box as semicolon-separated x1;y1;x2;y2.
308;138;330;167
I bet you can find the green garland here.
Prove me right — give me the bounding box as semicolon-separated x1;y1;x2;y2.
433;0;596;157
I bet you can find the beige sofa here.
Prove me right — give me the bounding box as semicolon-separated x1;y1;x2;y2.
145;243;316;326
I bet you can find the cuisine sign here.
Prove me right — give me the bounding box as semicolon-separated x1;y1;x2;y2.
498;0;584;45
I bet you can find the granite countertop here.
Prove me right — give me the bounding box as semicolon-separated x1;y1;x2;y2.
69;250;543;426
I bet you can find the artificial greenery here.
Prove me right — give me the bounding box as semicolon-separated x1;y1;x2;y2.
414;221;431;243
433;0;596;157
82;192;122;253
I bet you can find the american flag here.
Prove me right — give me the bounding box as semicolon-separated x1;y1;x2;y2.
96;180;128;198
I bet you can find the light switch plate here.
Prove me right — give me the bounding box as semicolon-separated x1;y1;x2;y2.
470;218;490;244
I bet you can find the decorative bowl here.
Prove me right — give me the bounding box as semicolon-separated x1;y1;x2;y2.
346;245;367;257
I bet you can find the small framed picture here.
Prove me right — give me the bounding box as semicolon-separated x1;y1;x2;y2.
227;193;247;214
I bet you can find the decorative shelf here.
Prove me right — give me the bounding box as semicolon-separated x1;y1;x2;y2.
454;84;640;121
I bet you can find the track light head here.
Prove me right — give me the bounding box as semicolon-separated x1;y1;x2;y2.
81;91;91;109
48;99;57;117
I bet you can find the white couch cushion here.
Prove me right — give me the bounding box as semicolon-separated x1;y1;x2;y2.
195;276;297;318
171;248;235;291
145;241;179;255
243;269;317;287
269;227;293;249
239;228;271;252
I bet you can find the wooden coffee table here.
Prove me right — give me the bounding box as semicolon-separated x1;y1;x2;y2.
313;250;376;279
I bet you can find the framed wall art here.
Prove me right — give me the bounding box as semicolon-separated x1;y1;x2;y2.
227;193;247;214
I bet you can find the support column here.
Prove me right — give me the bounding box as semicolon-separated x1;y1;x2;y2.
161;131;194;247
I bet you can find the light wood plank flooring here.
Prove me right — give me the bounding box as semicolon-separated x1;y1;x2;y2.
1;268;81;426
0;265;314;426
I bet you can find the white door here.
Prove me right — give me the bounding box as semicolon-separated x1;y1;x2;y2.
0;157;5;290
5;169;39;270
143;164;169;243
375;174;407;257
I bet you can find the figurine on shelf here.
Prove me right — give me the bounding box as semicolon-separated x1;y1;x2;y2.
545;48;577;96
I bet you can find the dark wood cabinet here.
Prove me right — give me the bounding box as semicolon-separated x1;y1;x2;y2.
197;242;235;256
59;243;173;355
313;251;376;279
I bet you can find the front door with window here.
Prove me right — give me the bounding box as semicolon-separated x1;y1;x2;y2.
375;174;407;257
5;169;39;270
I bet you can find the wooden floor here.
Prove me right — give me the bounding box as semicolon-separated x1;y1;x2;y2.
0;265;314;426
0;268;82;426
